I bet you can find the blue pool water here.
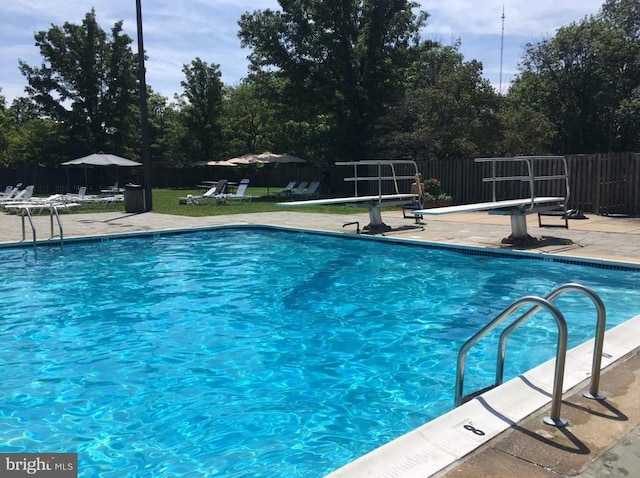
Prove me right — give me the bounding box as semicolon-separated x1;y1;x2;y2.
1;228;639;477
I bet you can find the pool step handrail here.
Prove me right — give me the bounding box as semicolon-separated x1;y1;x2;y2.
455;283;607;427
497;283;606;400
50;205;64;247
455;295;570;427
18;204;66;248
20;207;37;246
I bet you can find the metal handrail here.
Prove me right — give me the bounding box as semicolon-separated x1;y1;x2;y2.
497;283;606;399
50;205;64;246
20;207;37;246
455;296;569;426
474;156;570;212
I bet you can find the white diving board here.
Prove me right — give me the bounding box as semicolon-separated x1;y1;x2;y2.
278;193;419;233
277;193;417;207
412;197;565;216
277;160;422;233
410;155;570;244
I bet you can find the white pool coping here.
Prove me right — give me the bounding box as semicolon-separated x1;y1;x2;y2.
326;314;640;478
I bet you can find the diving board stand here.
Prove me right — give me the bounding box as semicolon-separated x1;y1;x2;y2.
412;156;570;244
277;160;420;233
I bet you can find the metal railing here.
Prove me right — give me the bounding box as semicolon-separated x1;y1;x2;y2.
497;283;606;400
455;296;569;426
455;283;607;427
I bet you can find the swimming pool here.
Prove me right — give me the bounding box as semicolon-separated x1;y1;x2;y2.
1;227;639;477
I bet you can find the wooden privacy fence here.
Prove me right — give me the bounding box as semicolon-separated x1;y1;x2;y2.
1;153;638;216
416;152;640;217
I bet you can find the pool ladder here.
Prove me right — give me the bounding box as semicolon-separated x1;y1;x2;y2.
455;283;606;427
20;205;65;247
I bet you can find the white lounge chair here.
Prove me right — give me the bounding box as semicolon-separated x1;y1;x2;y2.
179;179;228;204
286;181;308;198
0;185;34;204
1;183;22;199
220;179;252;202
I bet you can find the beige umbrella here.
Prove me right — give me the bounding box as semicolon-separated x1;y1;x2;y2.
227;153;261;165
196;159;240;167
253;152;306;164
227;152;307;194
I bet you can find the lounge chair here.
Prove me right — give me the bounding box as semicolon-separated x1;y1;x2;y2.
220;179;252;203
274;181;297;198
291;181;320;199
4;194;81;214
0;185;34;204
2;183;23;199
63;186;87;202
179;180;227;204
286;181;308;199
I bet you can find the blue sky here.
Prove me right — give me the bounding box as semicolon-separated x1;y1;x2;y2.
0;0;605;105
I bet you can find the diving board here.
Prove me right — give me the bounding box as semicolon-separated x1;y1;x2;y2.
412;197;566;216
413;156;570;244
277;160;421;233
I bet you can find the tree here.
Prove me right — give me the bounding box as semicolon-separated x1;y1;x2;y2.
177;58;224;162
221;80;274;156
238;0;428;162
495;97;556;156
18;9;139;157
508;1;640;153
0;89;9;164
376;42;500;160
3;118;68;168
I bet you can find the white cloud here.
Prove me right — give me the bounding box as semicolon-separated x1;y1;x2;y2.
0;0;605;105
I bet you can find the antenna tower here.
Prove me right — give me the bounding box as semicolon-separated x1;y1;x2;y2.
500;6;505;95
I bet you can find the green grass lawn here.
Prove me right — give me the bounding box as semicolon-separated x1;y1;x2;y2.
74;187;367;217
41;186;403;217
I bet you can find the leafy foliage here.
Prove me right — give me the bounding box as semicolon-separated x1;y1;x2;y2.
18;10;139;159
509;0;640;153
376;42;501;160
176;58;224;163
2;2;639;173
238;0;428;161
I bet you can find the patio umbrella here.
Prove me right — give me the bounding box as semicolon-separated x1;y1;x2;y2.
195;159;240;167
61;152;142;189
254;152;306;164
61;152;142;167
227;152;307;194
226;153;262;165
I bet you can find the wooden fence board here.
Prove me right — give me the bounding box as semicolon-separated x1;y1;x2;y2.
1;152;638;216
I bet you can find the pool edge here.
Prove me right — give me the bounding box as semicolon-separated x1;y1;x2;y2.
325;314;640;477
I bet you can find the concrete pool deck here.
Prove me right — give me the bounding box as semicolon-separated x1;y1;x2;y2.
1;207;639;477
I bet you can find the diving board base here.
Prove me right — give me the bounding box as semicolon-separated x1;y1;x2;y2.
364;206;392;233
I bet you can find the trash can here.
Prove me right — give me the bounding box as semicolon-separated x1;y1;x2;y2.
124;184;145;213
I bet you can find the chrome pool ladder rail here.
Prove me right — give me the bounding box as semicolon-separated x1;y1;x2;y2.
454;283;607;427
50;205;64;246
455;296;569;426
19;204;66;247
20;207;37;246
497;283;606;400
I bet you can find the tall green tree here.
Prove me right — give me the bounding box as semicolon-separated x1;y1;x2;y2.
376;42;500;160
238;0;428;162
177;58;224;162
0;89;9;165
509;0;640;153
18;9;139;157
